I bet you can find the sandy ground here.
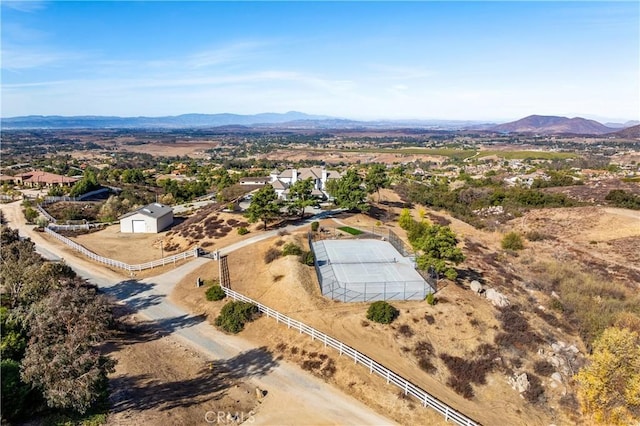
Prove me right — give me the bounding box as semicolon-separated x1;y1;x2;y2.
105;312;261;426
112;141;218;158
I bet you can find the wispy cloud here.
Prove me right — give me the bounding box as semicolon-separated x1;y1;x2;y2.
2;1;47;13
186;41;272;69
1;45;81;70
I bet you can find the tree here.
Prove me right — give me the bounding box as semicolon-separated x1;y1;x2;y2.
1;359;32;421
245;185;281;230
69;169;99;197
400;218;464;280
326;169;369;212
575;327;640;424
287;178;315;219
21;287;115;413
365;163;389;202
398;208;413;230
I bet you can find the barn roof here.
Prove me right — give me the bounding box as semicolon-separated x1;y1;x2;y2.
120;203;173;220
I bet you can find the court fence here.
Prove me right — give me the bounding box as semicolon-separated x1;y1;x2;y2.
308;232;434;302
221;285;478;426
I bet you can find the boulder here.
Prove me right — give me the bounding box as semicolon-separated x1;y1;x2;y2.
508;373;530;393
485;288;509;308
551;372;563;383
470;280;484;294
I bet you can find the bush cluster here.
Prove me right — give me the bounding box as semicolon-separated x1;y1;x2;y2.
300;251;314;266
282;242;303;256
215;301;260;334
366;301;399;324
237;227;249;235
439;352;495;399
310;221;319;232
264;248;281;264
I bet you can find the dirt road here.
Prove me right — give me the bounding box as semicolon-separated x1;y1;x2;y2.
0;201;394;425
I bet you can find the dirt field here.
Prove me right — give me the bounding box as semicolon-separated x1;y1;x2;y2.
105;310;261;426
68;208;258;265
257;148;448;166
113;141;218;158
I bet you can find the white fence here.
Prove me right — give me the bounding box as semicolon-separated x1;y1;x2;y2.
44;227;198;272
222;286;479;426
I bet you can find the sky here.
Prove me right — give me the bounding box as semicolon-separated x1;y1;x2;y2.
1;1;639;122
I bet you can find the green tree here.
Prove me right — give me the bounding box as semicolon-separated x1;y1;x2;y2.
69;169;99;197
121;168;145;184
245;185;281;230
326;169;369;212
365;163;389;202
398;208;413;230
401;218;464;280
287;178;316;219
1;359;32;421
575;327;640;424
0;307;27;361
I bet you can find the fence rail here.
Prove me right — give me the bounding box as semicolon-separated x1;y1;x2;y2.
44;227;198;272
222;286;478;426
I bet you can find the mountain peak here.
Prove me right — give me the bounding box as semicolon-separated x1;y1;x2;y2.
490;115;614;135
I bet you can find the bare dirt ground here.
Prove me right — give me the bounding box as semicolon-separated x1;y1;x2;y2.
105;310;261;426
112;141;219;158
257;148;447;166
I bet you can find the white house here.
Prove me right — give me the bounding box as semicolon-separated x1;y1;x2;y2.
119;203;173;233
269;167;342;199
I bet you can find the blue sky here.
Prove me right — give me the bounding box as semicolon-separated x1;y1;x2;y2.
2;1;638;121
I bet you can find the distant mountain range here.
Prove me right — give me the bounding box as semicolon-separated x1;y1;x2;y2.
1;112;638;136
0;112;492;130
488;115;617;135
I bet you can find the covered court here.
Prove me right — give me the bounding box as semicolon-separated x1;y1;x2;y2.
311;239;432;302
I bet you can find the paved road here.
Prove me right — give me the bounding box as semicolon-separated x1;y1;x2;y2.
0;201;393;425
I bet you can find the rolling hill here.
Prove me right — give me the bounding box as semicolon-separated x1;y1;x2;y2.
608;124;640;139
490;115;615;135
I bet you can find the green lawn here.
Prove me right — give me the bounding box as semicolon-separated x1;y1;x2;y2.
338;226;363;235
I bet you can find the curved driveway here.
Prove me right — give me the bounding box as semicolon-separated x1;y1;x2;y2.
0;201;392;425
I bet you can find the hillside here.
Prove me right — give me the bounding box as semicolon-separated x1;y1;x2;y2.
490;115;614;135
608;124;640;139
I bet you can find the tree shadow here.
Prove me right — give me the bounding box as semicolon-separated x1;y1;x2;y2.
109;313;207;346
102;280;154;301
457;268;487;285
109;346;280;413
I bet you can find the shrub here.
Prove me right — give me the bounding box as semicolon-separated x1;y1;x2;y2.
366;301;399;324
264;248;281;264
205;285;226;301
300;251;315;266
282;243;303;256
215;301;260;334
525;230;549;241
311;221;319;232
398;324;414;337
426;292;437;305
533;360;555;376
237;227;249;235
24;207;38;223
502;232;524;251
